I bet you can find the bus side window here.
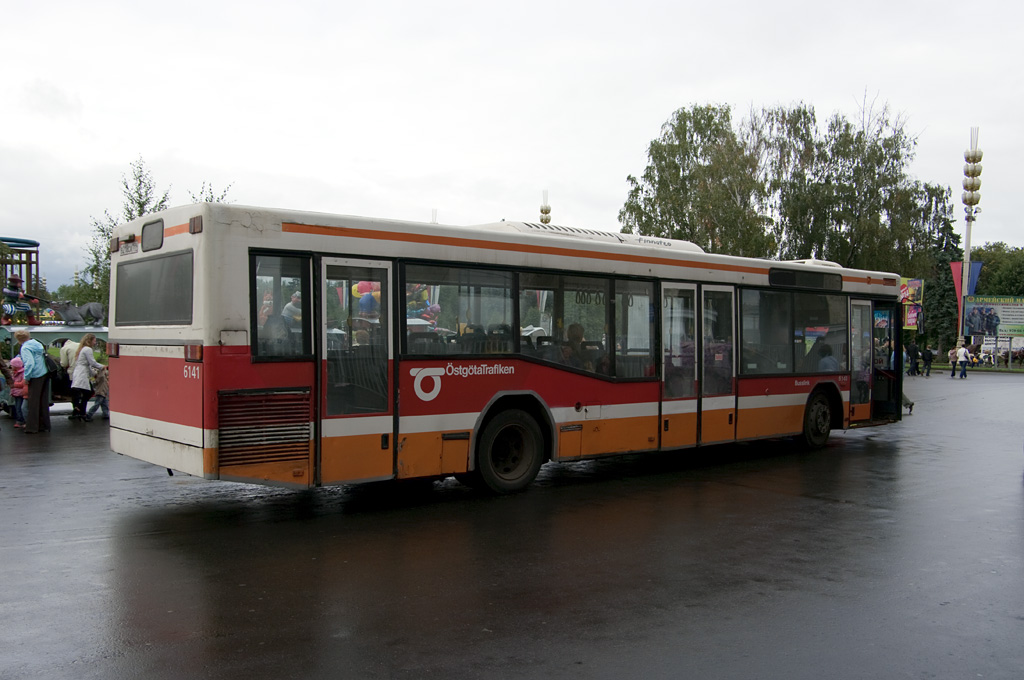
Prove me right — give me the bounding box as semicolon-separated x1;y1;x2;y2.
252;253;310;359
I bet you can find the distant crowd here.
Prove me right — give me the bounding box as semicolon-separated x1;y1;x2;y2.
1;330;108;435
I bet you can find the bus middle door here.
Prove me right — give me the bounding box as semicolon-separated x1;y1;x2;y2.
661;283;698;450
699;286;737;445
319;258;395;485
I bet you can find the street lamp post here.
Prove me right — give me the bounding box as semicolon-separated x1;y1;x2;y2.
960;128;983;343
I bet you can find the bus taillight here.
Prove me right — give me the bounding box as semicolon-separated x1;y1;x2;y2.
185;344;203;362
107;342;119;358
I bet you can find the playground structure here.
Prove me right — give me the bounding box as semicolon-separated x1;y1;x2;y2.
0;237;41;296
0;236;107;352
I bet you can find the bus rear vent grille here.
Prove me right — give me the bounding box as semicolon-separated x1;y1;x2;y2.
218;389;311;467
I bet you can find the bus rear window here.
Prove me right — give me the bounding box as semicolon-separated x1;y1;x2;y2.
115;250;194;325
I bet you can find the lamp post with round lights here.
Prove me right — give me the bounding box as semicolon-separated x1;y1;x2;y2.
960;128;983;342
540;190;551;225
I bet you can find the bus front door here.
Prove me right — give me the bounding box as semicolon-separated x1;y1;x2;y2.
319;258;396;485
850;300;874;422
699;286;737;445
869;301;903;421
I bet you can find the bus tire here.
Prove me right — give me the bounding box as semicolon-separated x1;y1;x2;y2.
802;390;831;449
475;409;545;494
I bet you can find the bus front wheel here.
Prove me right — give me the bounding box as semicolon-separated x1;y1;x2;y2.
802;391;832;449
475;409;545;494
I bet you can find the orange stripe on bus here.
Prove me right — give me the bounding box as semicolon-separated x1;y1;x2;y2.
165;222;189;237
283;222;898;287
283;222;766;276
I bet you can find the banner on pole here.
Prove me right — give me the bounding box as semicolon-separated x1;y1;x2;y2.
951;262;984;331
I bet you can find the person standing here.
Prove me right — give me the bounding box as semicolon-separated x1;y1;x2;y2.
9;356;27;428
56;338;79;402
59;338;79;370
14;329;50;433
0;355;11;428
907;341;919;377
281;291;302;327
70;333;104;421
949;347;959;378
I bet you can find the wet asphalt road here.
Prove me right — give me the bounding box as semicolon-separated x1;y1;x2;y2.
1;371;1022;680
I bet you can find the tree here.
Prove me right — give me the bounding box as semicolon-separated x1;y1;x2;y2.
80;157;233;307
620;100;926;267
54;273;98;307
915;183;960;350
745;103;821;260
86;156;171;306
807;100;921;272
620;99;970;348
189;181;234;204
619;104;774;257
972;243;1024;297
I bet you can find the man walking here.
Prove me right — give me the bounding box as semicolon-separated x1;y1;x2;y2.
907;341;919;377
921;346;934;377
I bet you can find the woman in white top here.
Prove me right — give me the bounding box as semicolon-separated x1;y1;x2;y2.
70;333;105;421
955;344;973;380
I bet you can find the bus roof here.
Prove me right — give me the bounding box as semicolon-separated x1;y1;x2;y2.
112;202;901;284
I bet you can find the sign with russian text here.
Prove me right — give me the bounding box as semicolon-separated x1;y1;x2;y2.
964;296;1024;337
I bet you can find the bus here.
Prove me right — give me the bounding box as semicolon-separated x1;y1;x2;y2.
107;203;903;493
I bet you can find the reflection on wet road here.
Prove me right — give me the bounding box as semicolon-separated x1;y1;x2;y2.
1;374;1022;679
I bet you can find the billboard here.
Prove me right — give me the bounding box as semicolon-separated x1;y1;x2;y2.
900;277;922;330
964;296;1024;337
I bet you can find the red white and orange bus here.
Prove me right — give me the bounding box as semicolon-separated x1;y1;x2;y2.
107;203;904;493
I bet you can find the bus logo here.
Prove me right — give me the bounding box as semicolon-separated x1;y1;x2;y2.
410;363;517;402
410;367;445;401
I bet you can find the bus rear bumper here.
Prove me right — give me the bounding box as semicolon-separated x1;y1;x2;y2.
111;426;210;478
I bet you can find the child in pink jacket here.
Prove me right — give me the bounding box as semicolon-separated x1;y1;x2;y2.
9;356;27;428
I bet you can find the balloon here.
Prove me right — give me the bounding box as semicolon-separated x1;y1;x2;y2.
359;294;380;314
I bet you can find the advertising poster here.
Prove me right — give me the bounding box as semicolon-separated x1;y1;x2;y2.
903;304;921;330
901;277;923;330
964;296;1024;337
900;278;923;305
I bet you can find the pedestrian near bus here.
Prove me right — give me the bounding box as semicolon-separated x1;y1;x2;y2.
9;356;27;428
0;355;12;429
70;333;104;421
14;329;50;433
59;338;79;371
56;338;79;400
87;366;109;420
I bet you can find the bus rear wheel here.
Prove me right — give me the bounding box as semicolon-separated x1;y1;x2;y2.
802;391;832;449
475;409;545;494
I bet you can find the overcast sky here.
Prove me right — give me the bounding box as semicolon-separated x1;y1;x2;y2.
2;0;1020;290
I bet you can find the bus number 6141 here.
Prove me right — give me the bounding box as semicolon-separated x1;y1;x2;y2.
183;364;201;380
